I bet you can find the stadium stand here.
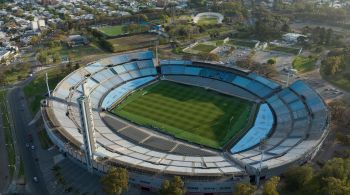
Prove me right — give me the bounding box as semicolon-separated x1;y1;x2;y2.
230;104;274;153
41;52;329;194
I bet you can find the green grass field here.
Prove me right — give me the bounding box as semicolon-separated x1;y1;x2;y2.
228;39;258;48
191;44;216;53
111;81;252;149
292;56;318;73
268;45;301;55
97;25;150;37
98;25;126;37
197;17;219;25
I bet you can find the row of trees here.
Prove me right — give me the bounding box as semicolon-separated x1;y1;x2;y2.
301;26;335;46
252;8;290;41
100;167;185;195
101;155;350;195
212;1;248;24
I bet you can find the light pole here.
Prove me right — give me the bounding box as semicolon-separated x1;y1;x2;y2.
256;138;267;186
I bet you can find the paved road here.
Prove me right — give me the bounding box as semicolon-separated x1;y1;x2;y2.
8;87;49;195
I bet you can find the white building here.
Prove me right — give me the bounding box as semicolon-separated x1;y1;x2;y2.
31;21;39;31
282;33;307;43
0;49;11;62
38;19;46;28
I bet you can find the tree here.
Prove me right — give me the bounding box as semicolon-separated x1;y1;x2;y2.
262;176;280;195
74;63;80;70
327;99;348;121
233;183;257;195
209;30;220;39
139;14;148;22
159;176;185;195
253;8;289;41
284;165;313;191
319;158;350;181
100;167;129;195
267;58;276;65
322;55;344;75
320;177;350;195
0;71;5;85
30;35;39;45
37;51;48;65
99;39;114;52
188;0;207;8
52;52;61;63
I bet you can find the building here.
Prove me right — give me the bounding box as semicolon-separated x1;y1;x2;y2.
0;49;11;62
41;51;329;194
66;35;89;47
31;21;39;31
282;33;307;43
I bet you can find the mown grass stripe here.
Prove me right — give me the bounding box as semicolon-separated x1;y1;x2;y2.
112;80;253;149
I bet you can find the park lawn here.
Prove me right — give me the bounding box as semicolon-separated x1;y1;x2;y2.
24;67;71;114
191;44;217;53
112;80;253;149
0;90;16;176
292;56;318;73
98;25;126;37
268;45;301;55
197;17;219;25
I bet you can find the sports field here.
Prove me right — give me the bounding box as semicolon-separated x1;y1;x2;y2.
191;44;216;53
108;34;159;52
111;81;253;149
98;25;125;36
97;24;149;37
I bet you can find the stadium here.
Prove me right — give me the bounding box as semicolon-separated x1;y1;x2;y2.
41;51;329;194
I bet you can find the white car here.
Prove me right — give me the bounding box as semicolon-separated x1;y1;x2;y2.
33;176;38;183
31;145;35;150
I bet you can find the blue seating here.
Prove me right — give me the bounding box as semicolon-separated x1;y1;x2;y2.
123;62;139;71
140;68;157;77
184;67;202;76
109;51;153;65
170;66;186;74
137;60;154;69
245;82;271;98
231;104;274;153
113;65;127;74
101;76;156;109
248;73;280;90
160;60;192;65
84;62;104;74
119;73;132;81
232;76;252;88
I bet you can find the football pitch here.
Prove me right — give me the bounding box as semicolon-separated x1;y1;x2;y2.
98;25;125;37
111;81;253;149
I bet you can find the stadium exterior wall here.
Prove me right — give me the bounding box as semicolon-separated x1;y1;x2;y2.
41;103;249;194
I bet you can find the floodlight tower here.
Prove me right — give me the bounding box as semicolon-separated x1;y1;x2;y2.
45;73;51;97
256;138;267;186
78;83;97;173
